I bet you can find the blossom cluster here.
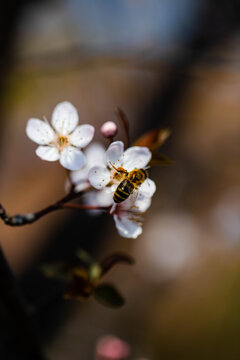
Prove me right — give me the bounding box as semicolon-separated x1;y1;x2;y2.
26;101;156;238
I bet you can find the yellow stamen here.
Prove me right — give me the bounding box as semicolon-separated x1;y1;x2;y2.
57;136;69;150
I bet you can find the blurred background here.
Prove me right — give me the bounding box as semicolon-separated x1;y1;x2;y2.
1;0;240;359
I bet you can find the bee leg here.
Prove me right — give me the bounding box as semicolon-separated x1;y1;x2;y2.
109;162;127;174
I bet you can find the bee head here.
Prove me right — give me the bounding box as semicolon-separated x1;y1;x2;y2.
129;169;148;184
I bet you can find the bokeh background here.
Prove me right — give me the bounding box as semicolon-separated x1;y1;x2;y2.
1;0;240;359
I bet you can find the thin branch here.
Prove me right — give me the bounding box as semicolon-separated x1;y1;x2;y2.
0;187;112;227
0;189;78;227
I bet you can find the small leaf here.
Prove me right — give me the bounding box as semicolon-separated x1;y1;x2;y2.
89;263;102;283
64;267;92;300
133;128;171;151
94;284;125;308
100;252;135;277
40;262;73;282
76;249;93;266
149;152;174;166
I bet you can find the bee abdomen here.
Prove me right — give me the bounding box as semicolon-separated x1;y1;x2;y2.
114;179;134;203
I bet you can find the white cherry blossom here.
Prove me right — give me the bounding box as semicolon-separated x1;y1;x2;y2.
113;193;152;238
87;140;156;238
89;140;149;182
88;140;155;198
26;101;95;170
70;142;106;192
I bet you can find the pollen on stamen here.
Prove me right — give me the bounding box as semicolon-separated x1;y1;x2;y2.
57;136;69;149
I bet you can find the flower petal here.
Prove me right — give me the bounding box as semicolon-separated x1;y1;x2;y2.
122;146;151;171
85;142;106;168
70;167;89;185
96;187;114;207
70;164;90;192
60;146;86;170
82;191;104;216
26;118;55;145
70;124;95;148
135;196;152;212
51;101;79;135
74;181;90;193
35;145;60;161
113;214;142;239
70;143;106;192
139;179;156;198
106;141;124;167
88;166;111;189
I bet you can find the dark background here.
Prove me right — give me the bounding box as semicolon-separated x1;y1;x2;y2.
1;0;240;359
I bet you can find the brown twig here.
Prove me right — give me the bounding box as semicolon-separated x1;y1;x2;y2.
0;189;110;227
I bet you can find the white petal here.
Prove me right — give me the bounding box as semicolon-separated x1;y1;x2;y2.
82;191;104;217
51;101;79;135
71;142;106;187
88;166;111;189
135;196;152;212
35;145;60;161
96;187;114;207
122;146;151;171
70;167;89;185
60;146;86;170
106;141;124;168
113;214;142;239
26;118;55;145
70;165;90;192
139;179;156;198
74;181;91;193
70;124;94;148
85;142;106;168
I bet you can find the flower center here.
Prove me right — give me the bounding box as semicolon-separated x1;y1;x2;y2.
110;166;127;184
57;135;69;150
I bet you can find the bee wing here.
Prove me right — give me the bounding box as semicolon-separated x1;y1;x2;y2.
117;189;139;211
128;188;139;204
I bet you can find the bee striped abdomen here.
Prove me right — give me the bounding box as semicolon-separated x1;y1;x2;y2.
114;179;134;203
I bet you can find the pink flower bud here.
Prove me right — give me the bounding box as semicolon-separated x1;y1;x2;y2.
96;335;131;360
101;121;118;138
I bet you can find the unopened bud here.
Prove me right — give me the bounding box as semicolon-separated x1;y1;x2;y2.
96;335;131;360
101;121;118;138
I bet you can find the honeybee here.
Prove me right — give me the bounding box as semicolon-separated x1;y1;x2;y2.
111;165;148;203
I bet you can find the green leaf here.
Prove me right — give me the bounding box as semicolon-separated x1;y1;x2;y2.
39;262;73;282
100;252;135;277
76;249;93;266
94;284;125;308
64;268;92;300
88;263;102;283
